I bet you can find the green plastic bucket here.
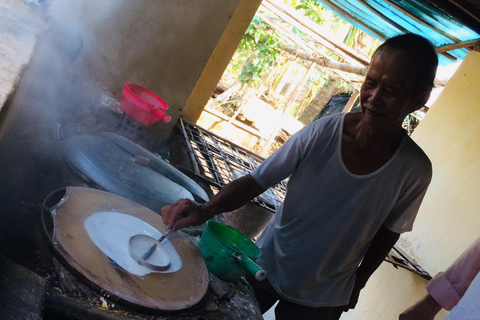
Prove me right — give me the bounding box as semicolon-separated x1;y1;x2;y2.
197;221;266;282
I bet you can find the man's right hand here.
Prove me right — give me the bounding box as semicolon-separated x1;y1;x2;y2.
399;294;441;320
161;174;265;231
161;198;212;231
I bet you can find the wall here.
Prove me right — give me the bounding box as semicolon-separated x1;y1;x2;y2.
182;0;263;122
47;0;251;133
342;51;480;319
403;51;480;271
0;0;45;113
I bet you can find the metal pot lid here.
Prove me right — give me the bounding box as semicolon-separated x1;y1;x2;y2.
63;134;194;212
100;132;209;202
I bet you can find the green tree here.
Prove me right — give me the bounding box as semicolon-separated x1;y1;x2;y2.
235;17;282;87
287;0;327;25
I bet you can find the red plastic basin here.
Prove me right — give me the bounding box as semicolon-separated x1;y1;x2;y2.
120;83;171;125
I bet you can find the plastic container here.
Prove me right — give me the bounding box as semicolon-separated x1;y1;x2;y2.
197;221;266;282
120;83;171;125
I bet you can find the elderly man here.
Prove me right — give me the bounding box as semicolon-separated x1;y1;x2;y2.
162;33;438;320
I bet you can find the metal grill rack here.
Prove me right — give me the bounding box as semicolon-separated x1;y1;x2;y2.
178;117;431;280
385;246;432;280
179;117;286;212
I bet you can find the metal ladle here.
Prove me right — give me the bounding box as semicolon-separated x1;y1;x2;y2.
129;230;172;271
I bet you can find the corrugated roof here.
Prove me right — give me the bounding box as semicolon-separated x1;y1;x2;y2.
317;0;480;65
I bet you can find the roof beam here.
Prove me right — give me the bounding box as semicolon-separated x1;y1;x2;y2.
321;0;388;41
436;39;480;52
383;0;461;43
440;51;458;61
282;46;449;86
448;0;480;24
360;1;410;34
360;1;457;61
426;0;480;34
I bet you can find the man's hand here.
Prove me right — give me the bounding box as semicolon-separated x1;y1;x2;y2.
344;226;400;312
161;174;265;231
399;294;441;320
344;280;364;311
161;198;212;231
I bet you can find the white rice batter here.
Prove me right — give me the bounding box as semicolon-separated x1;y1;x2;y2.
84;211;182;276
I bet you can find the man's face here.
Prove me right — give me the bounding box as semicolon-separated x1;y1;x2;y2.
360;47;429;131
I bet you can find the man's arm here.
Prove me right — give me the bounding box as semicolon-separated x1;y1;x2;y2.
162;122;315;230
399;237;480;319
427;237;480;310
345;225;400;310
399;294;442;320
162;174;265;230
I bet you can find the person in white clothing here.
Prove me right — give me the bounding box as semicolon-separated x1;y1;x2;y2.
162;33;438;320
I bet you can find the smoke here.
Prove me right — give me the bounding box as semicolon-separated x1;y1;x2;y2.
0;0;123;203
1;0;238;157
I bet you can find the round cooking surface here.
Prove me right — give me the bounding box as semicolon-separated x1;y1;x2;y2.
43;187;208;311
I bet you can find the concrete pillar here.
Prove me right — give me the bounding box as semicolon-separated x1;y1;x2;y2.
182;0;262;122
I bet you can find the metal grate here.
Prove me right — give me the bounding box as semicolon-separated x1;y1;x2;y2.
385;246;432;280
179;117;286;212
178;117;431;280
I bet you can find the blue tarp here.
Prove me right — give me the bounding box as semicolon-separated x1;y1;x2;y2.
316;0;480;65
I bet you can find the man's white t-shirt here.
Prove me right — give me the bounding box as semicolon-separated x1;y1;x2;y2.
250;113;432;307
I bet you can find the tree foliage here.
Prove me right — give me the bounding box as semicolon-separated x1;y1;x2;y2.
224;0;365;111
235;17;282;86
287;0;327;25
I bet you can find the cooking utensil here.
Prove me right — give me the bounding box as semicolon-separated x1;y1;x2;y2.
120;82;171;125
129;211;186;270
100;132;209;202
151;229;172;252
63;134;195;213
130;229;171;260
129;231;172;271
197;221;266;282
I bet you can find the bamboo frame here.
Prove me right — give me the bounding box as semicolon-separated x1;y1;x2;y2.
436;39;480;52
448;0;480;24
321;0;388;40
425;0;480;34
361;1;457;61
263;0;371;66
283;47;368;76
383;0;460;43
342;91;360;113
361;1;410;34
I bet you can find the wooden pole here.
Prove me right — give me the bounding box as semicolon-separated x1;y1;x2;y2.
436;39;480;52
262;0;370;66
321;0;387;41
342;91;360;113
283;46;368;76
383;0;461;43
